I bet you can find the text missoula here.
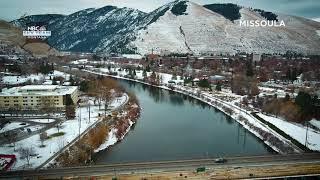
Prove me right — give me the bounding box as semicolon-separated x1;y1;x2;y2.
240;20;285;27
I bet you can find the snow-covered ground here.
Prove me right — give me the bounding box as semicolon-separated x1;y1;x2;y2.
257;113;320;151
0;122;28;133
0;93;128;170
2;74;45;85
0;112;97;170
28;119;55;124
47;70;71;81
310;119;320;130
99;67;184;85
1;70;71;86
94;128;118;153
95;114;134;153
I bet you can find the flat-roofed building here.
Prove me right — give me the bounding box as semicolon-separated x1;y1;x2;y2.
0;85;78;111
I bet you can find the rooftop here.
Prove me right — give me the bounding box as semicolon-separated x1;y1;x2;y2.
0;85;78;97
20;85;58;91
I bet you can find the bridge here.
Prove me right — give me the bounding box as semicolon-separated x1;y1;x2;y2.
1;153;320;179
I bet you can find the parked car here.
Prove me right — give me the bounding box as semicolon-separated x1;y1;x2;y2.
214;158;227;163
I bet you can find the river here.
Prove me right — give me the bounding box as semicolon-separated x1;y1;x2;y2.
94;80;274;164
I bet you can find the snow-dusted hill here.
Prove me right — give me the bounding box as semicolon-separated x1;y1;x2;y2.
133;0;320;55
11;0;320;55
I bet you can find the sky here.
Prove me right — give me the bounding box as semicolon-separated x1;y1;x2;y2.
0;0;319;22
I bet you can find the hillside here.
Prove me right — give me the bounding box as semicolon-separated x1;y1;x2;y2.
11;0;320;55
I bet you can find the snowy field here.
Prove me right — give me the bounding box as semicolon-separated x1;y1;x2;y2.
257;113;320;151
99;67;184;85
0;93;128;170
2;74;44;85
0;122;28;133
1;70;71;86
310;119;320;130
28;119;55;124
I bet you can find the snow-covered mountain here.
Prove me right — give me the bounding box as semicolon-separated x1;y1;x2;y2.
11;0;320;55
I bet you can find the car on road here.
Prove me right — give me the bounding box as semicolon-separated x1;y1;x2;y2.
214;158;227;163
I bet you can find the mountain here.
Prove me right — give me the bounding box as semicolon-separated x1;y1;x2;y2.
11;14;65;27
11;0;320;55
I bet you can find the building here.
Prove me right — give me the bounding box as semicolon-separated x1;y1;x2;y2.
0;85;78;111
252;54;261;62
209;75;226;84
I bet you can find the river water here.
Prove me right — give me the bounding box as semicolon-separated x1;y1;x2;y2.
94;80;274;164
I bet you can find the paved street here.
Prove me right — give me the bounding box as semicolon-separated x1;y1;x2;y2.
1;153;320;179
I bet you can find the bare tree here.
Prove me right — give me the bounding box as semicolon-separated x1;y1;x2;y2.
18;146;35;167
39;132;48;147
56;123;62;133
6;131;18;151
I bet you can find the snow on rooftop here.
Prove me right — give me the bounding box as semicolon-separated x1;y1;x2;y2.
71;59;88;64
20;85;58;91
0;85;78;96
122;54;143;59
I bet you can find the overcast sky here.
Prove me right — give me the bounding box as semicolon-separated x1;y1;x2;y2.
0;0;319;21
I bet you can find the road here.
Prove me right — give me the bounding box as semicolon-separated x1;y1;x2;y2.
1;153;320;179
0;117;63;145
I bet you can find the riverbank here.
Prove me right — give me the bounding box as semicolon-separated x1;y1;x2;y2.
42;78;141;168
84;68;304;154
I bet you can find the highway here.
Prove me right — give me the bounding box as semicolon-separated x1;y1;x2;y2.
1;153;320;179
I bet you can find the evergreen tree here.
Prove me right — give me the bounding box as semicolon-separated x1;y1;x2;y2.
295;91;312;118
146;65;151;72
133;69;136;76
215;82;222;91
69;75;75;86
143;69;147;79
52;77;58;85
246;61;254;77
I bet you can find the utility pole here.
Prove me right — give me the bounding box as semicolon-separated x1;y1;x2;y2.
89;102;91;123
305;122;309;148
78;105;81;140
